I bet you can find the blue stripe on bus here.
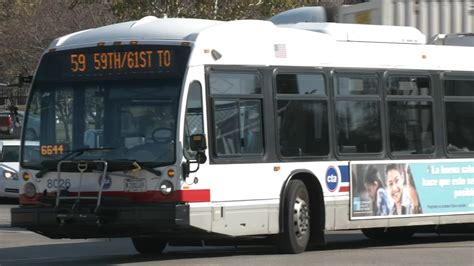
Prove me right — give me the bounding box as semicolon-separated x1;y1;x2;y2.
338;165;349;183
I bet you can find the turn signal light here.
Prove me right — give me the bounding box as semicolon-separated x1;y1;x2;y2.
22;171;31;181
167;169;176;178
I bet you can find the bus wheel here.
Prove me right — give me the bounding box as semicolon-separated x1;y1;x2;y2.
362;227;414;241
278;179;310;254
132;237;167;255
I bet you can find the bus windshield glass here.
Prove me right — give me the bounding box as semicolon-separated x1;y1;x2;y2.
22;79;181;169
21;45;190;169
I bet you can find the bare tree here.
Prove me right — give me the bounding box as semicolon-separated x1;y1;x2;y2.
0;0;366;86
0;0;116;84
109;0;364;21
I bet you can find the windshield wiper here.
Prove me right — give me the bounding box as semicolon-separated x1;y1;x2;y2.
59;147;116;161
36;160;59;178
36;156;162;179
107;160;162;177
35;147;116;178
133;161;162;177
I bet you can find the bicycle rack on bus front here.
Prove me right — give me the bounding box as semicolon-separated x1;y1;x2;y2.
55;160;109;214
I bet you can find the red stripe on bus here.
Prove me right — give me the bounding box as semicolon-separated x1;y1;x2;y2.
339;186;349;192
19;194;41;205
19;189;210;205
175;189;211;202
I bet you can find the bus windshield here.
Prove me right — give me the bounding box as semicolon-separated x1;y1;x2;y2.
22;79;182;169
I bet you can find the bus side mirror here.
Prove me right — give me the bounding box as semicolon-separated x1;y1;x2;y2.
195;151;207;164
190;134;207;152
190;134;207;164
183;134;207;178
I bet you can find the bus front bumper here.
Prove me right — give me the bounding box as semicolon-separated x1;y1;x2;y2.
10;204;190;238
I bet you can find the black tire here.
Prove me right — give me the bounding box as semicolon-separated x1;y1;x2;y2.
278;179;311;254
132;237;167;255
362;227;415;241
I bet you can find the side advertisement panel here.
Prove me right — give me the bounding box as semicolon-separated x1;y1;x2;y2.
351;160;474;219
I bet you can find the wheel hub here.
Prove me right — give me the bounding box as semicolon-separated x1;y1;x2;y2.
293;196;309;238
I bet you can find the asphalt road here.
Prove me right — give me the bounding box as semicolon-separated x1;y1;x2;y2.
1;203;473;265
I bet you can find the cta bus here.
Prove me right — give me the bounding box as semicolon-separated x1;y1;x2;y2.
12;17;474;254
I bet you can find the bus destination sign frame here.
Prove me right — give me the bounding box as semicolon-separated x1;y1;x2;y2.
36;45;191;81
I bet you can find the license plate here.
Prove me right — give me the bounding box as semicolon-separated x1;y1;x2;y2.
124;179;146;192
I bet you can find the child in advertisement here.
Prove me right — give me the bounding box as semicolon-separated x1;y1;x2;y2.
385;164;422;215
363;165;391;216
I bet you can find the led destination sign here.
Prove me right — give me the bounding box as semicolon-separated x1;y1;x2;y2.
69;49;173;73
36;45;190;81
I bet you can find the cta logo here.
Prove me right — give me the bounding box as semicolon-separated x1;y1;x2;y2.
325;166;339;192
98;175;112;190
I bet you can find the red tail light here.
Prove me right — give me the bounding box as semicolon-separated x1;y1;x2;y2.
0;115;13;132
1;115;12;126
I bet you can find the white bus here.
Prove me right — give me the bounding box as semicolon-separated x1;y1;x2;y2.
12;17;474;254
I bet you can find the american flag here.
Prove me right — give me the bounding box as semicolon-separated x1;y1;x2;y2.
274;44;287;58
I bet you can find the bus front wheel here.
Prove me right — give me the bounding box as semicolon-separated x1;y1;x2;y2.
132;237;167;255
278;179;311;254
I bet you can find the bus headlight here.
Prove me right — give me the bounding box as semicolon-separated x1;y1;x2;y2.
24;182;37;198
159;180;174;195
3;170;18;180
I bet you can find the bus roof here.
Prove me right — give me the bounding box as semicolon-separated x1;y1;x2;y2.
46;17;474;72
50;17;223;48
281;22;426;44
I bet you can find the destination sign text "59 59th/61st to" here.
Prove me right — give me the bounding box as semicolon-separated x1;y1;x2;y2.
70;49;172;72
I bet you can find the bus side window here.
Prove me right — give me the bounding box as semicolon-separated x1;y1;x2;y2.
276;73;329;157
444;78;474;153
184;81;204;159
209;71;264;156
387;76;434;155
334;73;382;154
